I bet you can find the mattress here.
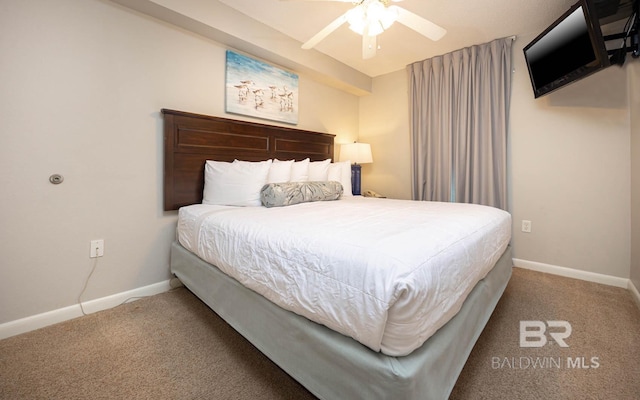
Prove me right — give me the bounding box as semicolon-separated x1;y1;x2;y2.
171;241;513;400
177;197;511;356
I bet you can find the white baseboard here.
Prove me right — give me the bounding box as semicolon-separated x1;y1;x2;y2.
0;280;173;340
629;280;640;310
512;258;630;288
3;266;636;341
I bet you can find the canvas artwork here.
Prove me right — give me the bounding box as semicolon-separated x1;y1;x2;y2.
225;51;299;125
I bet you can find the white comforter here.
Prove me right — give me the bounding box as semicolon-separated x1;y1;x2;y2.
177;197;511;356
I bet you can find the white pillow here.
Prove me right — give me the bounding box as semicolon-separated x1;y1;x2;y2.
328;161;353;197
267;159;293;183
203;159;272;206
308;159;331;181
290;158;310;182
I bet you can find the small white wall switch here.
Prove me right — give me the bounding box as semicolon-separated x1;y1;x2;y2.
90;240;104;258
521;220;532;233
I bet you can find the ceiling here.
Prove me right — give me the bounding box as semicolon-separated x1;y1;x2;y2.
215;0;577;77
112;0;633;95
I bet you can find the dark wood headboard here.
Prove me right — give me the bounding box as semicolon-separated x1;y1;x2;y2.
162;109;335;211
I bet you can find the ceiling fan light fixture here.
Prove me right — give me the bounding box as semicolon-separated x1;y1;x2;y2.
346;1;398;37
380;6;399;30
346;7;367;34
366;1;386;21
297;0;446;59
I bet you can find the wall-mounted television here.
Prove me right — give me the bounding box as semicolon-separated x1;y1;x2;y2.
523;0;610;98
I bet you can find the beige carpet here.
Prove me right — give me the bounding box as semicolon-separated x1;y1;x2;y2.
1;268;639;400
450;268;640;399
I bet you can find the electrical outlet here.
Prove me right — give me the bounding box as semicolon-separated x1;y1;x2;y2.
90;240;104;258
521;220;532;233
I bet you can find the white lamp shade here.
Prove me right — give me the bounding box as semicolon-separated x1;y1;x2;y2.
339;142;373;164
346;2;398;36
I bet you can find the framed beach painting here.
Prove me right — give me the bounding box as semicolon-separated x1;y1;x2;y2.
225;50;299;125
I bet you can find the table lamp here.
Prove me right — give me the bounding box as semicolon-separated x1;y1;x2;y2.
339;142;373;195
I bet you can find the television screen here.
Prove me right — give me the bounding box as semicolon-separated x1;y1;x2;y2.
523;0;610;98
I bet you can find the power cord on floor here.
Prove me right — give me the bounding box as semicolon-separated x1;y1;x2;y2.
78;255;99;316
77;256;148;315
113;281;184;308
77;248;185;317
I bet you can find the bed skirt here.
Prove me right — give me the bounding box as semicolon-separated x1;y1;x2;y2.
170;241;513;400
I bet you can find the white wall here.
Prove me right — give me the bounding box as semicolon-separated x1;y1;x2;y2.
360;37;633;280
358;70;411;200
630;62;640;291
509;35;631;279
0;0;358;325
1;0;635;329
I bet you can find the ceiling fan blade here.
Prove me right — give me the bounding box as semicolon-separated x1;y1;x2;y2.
391;5;446;41
362;34;377;59
301;12;348;49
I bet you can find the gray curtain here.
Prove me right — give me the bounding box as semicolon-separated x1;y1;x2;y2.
407;38;512;209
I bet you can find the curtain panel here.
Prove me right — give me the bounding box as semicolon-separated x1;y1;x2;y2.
407;38;512;210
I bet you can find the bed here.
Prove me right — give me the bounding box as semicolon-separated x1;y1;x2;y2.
163;108;513;399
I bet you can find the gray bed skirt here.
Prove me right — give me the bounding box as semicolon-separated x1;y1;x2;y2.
171;241;513;400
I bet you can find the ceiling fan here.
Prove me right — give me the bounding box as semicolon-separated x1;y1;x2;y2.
281;0;446;59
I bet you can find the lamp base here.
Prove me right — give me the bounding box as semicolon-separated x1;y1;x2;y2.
351;164;362;195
